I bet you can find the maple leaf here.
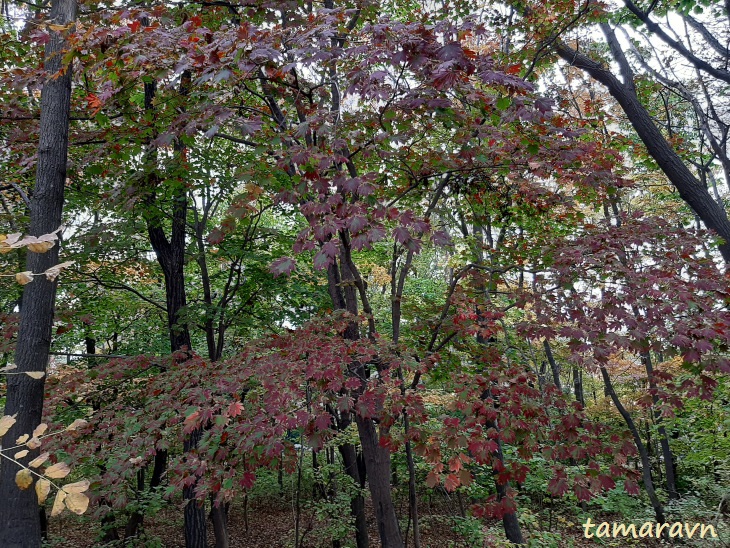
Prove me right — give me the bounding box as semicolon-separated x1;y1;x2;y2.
313;249;333;270
444;473;460;492
547;476;569;496
85;93;103;115
624;479;640;496
269;257;297;277
226;401;243;418
425;471;440;489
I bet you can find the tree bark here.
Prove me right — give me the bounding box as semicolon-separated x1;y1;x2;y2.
555;33;730;262
329;253;404;547
598;366;666;526
641;352;678;499
543;339;562;391
0;0;76;544
572;368;585;407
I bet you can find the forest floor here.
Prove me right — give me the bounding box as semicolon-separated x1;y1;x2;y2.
46;498;663;547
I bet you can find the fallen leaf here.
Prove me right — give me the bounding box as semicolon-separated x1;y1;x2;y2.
66;419;88;431
26;437;41;450
44;261;74;282
29;452;49;468
27;241;54;253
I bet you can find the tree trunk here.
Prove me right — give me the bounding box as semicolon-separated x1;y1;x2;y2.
555;35;730;262
210;499;229;548
599;366;667;526
641;352;678;499
543;340;562;391
355;416;404;548
572;368;585;407
339;441;370;548
141;70;206;547
328;255;403;548
0;0;76;544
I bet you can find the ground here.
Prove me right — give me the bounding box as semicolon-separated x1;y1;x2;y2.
45;499;664;547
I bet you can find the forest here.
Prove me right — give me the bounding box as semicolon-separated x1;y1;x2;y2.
0;0;729;545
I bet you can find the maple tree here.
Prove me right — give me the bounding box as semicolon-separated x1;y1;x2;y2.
1;0;729;546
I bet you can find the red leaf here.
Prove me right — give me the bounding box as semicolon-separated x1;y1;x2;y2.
226;401;243;418
269;257;296;277
444;473;460;492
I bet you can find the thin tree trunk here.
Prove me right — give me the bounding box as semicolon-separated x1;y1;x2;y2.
641;352;678;499
473;224;526;545
338;426;369;548
210;497;229;548
598;366;666;526
572;368;585;407
355;415;404;547
543;340;562;391
0;0;76;543
141;70;206;546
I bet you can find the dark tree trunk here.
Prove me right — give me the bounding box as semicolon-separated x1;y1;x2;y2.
328;254;404;548
355;416;404;548
599;366;667;526
493;438;525;545
141;72;206;546
183;428;207;548
641;352;678;499
210;499;229;548
339;440;369;548
555;33;730;262
572;368;585;407
543;340;562;391
473;225;526;545
0;0;76;544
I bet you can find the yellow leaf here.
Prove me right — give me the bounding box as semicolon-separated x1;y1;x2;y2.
0;414;16;437
64;491;89;515
26;437;41;450
15;469;33;490
47;23;72;32
27;241;54;253
62;479;89;494
0;364;17;372
66;419;87;431
28;452;49;468
45;462;70;479
25;371;45;379
14;450;29;459
15;271;33;285
36;478;51;504
16;434;29;444
32;423;48;438
51;490;66;517
44;261;74;282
